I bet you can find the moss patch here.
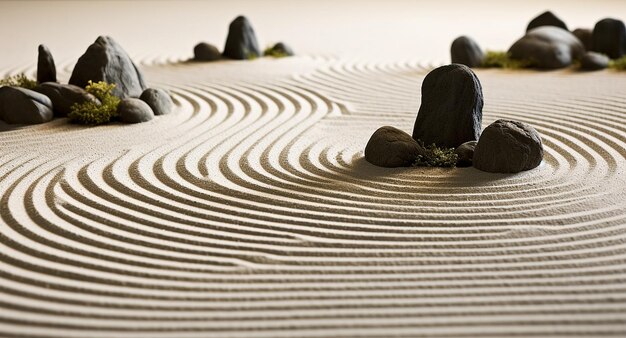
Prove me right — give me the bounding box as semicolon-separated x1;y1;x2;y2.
0;73;37;90
480;51;535;69
68;81;120;125
412;142;458;168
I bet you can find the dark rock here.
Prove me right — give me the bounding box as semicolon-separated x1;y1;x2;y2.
580;52;609;71
117;98;154;123
267;42;294;56
69;36;147;98
573;28;593;51
37;44;56;83
365;126;424;168
455;141;477;167
222;16;261;60
139;88;173;115
412;64;483;149
592;18;626;59
194;42;221;61
34;82;100;117
508;26;585;69
0;86;53;124
527;11;568;32
473;119;543;173
450;36;484;68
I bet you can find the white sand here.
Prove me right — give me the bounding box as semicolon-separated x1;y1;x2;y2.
2;1;626;337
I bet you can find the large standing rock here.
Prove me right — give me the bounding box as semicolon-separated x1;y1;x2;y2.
473;119;543;173
139;88;173;115
580;52;609;71
508;26;585;69
526;11;568;32
117;98;154;123
0;86;53;124
34;82;100;117
365;126;424;168
573;28;593;51
194;42;221;61
412;64;483;149
592;18;626;59
450;36;484;68
69;36;147;98
37;44;56;84
222;16;261;60
455;141;477;167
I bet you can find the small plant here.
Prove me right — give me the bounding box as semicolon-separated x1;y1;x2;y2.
0;73;37;90
609;56;626;70
263;46;289;58
245;51;259;60
480;50;535;69
413;141;458;168
68;81;120;125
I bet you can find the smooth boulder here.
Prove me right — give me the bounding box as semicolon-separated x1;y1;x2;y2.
580;52;609;71
0;86;53;124
194;42;221;61
592;18;626;59
267;42;294;56
573;28;593;51
450;36;484;68
526;11;568;32
508;26;585;69
34;82;100;117
455;141;477;167
365;126;424;168
222;16;261;60
37;44;56;83
117;98;154;123
412;64;483;149
69;36;147;98
139;88;173;115
473;119;543;173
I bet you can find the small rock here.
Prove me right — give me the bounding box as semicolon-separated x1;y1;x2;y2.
37;44;56;83
580;52;609;71
69;36;147;98
139;88;173;115
194;42;221;61
455;141;477;167
508;26;585;69
34;82;100;117
0;86;53;124
473;119;543;173
117;98;154;123
222;16;261;60
573;28;593;51
365;126;424;168
450;36;484;68
592;18;626;59
267;42;294;56
412;64;483;149
527;11;568;32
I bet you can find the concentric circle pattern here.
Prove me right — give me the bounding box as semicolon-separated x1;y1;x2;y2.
1;57;626;337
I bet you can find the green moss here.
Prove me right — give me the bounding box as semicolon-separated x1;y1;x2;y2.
245;51;259;60
480;50;535;69
412;142;458;168
263;46;289;58
609;56;626;70
0;73;37;90
68;81;120;125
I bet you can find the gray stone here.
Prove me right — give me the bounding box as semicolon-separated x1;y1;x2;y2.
139;88;173;115
194;42;221;61
473;119;543;173
222;16;261;60
580;52;609;71
412;64;483;149
365;126;424;168
450;36;484;68
508;26;585;69
37;44;56;83
573;28;593;51
0;86;53;124
69;36;147;98
455;141;477;167
527;11;568;32
117;98;154;123
592;18;626;59
34;82;100;117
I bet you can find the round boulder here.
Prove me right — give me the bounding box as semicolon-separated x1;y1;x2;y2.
365;126;424;168
139;88;173;115
0;86;53;124
194;42;221;61
450;36;484;68
117;98;154;123
455;141;477;167
222;16;261;60
526;11;568;32
508;26;585;69
34;82;100;117
592;18;626;59
580;52;609;71
572;28;593;51
37;44;57;84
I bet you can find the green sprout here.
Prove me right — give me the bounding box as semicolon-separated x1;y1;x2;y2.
609;56;626;70
0;73;37;90
480;50;536;69
68;80;120;125
263;46;289;58
412;141;458;168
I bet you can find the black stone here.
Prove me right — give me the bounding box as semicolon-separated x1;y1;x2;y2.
412;64;483;149
526;11;568;32
592;18;626;59
508;26;585;69
69;36;147;98
268;42;294;56
365;126;424;168
194;42;221;61
580;52;609;71
117;98;154;123
0;86;53;124
573;28;593;51
450;36;484;68
455;141;477;167
222;16;261;60
34;82;100;117
473;119;543;173
37;44;56;84
139;88;173;116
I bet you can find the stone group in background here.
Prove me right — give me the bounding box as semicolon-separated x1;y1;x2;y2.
223;16;261;60
450;36;484;68
508;26;584;69
37;44;57;84
0;87;53;124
